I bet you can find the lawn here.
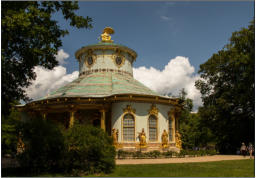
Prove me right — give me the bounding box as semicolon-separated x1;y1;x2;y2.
2;159;254;177
97;159;255;177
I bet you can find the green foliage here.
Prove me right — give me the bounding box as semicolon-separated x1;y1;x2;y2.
1;1;93;115
195;20;255;153
63;124;116;176
17;118;66;173
161;150;175;158
116;149;217;159
178;89;215;150
1;107;21;156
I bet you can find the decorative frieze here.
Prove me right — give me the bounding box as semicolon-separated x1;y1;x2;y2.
123;104;136;114
148;104;159;116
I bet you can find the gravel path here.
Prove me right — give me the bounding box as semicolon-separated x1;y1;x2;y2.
116;155;253;165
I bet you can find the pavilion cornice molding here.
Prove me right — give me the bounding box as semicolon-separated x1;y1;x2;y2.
75;44;137;61
16;94;182;112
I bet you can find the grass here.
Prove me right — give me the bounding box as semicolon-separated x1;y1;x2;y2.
2;159;254;177
92;159;255;177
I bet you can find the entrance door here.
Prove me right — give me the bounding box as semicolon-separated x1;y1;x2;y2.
92;118;101;128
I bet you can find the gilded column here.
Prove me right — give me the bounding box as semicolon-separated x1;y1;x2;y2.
42;112;47;120
69;111;76;128
100;109;106;131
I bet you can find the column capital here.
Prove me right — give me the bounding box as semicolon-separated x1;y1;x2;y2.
99;109;106;113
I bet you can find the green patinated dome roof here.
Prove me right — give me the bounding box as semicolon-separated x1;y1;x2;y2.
38;71;161;100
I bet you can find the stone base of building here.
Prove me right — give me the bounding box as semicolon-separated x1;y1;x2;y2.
116;142;180;153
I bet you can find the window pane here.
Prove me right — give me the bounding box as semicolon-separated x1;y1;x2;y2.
149;115;157;141
123;114;135;141
149;128;157;141
124;114;134;127
149;115;157;127
169;118;173;141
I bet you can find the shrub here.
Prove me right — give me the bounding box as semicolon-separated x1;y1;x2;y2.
150;150;161;158
132;151;144;158
2;109;21;157
63;124;116;176
206;149;217;155
17;118;65;173
162;151;174;158
117;150;133;159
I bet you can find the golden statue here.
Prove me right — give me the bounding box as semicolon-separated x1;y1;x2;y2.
175;131;182;149
138;128;147;148
112;128;118;146
101;27;114;43
161;129;169;148
17;132;25;154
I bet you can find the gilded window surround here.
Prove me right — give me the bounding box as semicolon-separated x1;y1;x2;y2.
121;105;136;143
111;49;125;68
148;104;159;142
84;49;96;68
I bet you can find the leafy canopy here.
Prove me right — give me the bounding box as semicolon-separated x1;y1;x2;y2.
195;20;254;153
178;89;215;150
2;1;92;115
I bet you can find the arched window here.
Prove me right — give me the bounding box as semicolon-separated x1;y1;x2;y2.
123;113;135;141
149;115;157;141
169;117;173;141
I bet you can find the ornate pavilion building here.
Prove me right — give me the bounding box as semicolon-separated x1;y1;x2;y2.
18;27;182;152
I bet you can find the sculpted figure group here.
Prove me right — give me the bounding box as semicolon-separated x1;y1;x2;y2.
112;127;182;150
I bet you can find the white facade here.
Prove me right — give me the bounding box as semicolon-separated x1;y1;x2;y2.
79;49;134;76
111;102;175;145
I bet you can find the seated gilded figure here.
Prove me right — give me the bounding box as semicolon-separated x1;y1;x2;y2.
101;27;114;43
175;131;182;149
161;129;169;148
112;128;118;146
138;128;147;147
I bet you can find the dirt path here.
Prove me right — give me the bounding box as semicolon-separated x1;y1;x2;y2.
116;155;253;165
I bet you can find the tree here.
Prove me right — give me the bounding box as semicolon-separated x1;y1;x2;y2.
2;1;92;115
178;89;215;150
18;118;66;174
63;123;116;176
195;20;254;153
2;106;21;156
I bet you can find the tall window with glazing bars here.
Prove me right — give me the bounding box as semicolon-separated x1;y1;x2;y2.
149;115;157;141
123;113;135;141
169;117;173;141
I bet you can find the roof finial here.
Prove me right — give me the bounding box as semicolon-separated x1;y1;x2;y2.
101;27;114;43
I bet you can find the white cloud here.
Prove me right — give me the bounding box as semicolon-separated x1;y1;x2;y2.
133;56;202;111
160;15;172;21
25;50;202;111
25;49;79;100
26;66;79;100
55;49;69;65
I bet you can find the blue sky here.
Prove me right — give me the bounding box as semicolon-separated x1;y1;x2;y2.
26;1;254;110
53;1;254;74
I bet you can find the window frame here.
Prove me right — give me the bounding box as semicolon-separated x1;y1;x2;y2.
168;117;174;142
148;114;158;142
122;113;136;142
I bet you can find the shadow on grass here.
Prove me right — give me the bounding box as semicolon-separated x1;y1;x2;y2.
2;167;69;177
